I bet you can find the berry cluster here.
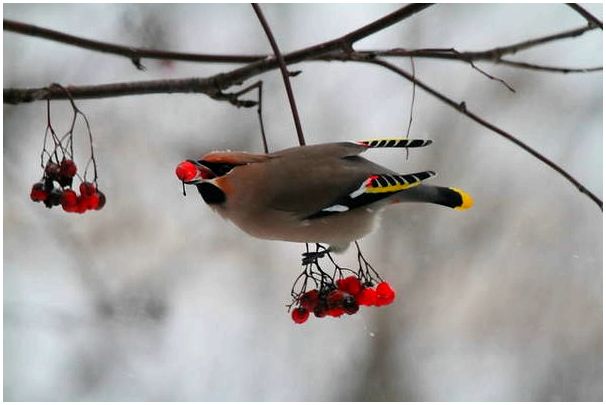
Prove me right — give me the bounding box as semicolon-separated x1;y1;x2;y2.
30;159;105;213
291;276;396;324
30;87;104;214
289;243;397;324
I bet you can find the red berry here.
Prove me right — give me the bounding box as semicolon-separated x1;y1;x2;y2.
175;161;198;182
337;275;363;296
30;182;48;202
375;282;396;306
59;159;77;178
314;304;328;318
95;191;106;210
75;196;88;214
44;188;63;208
60;189;78;212
327;289;345;309
63;204;77;213
44;162;61;180
84;193;100;210
356;287;377;306
299;289;319;312
291;307;309;324
342;294;359;315
79;182;96;196
326;307;346;317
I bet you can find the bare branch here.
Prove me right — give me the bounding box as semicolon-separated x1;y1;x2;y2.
3;19;264;66
340;3;433;45
567;4;603;29
252;3;305;146
5;15;599;80
498;59;602;73
363;57;602;210
4;5;432;67
458;25;597;60
4;4;433;105
3;76;255;108
354;24;597;63
4;7;601;210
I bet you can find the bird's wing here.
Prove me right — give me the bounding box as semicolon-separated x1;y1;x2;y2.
270;142;368;159
261;147;435;218
270;138;432;160
304;171;436;220
218;140;435;217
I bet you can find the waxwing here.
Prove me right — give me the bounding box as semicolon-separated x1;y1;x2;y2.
176;138;473;252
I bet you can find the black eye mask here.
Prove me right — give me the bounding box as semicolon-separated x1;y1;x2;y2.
197;160;235;177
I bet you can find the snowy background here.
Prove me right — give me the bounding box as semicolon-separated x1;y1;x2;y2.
4;4;602;401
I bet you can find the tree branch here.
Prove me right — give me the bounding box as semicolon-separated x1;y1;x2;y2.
3;77;261;106
362;57;602;210
252;3;305;146
4;4;432;67
354;24;597;63
3;19;263;67
4;7;601;210
567;4;603;29
4;4;433;105
5;20;601;105
5;15;601;82
497;59;602;73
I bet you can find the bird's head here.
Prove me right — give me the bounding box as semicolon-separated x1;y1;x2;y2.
176;151;270;205
175;160;217;184
175;157;239;206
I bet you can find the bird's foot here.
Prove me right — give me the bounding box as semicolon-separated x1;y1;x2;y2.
301;244;331;266
301;250;326;265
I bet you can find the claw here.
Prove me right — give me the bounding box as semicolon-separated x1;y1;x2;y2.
302;250;326;265
301;244;331;265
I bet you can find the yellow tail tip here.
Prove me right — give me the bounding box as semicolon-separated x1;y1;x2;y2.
450;187;474;211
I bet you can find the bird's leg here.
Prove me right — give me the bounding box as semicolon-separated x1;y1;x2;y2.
301;243;331;265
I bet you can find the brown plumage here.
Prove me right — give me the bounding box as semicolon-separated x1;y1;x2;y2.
182;140;473;252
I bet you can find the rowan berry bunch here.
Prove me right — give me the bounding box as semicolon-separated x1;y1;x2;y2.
30;86;105;214
289;243;396;324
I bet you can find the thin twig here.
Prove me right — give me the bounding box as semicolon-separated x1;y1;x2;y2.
567;4;603;29
405;56;416;138
3;19;264;66
257;82;269;153
365;57;602;210
232;80;270;153
352;25;597;62
498;59;602;73
403;56;417;161
252;3;305;146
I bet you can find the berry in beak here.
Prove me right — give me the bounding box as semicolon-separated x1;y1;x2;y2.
175;160;215;184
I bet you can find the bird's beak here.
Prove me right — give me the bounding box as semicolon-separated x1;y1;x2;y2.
175;160;216;184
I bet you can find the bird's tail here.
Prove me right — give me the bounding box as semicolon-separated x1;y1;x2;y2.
393;184;474;211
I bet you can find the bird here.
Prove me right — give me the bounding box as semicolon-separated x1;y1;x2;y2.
176;138;473;255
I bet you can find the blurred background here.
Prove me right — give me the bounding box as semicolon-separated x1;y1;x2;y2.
3;3;602;401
